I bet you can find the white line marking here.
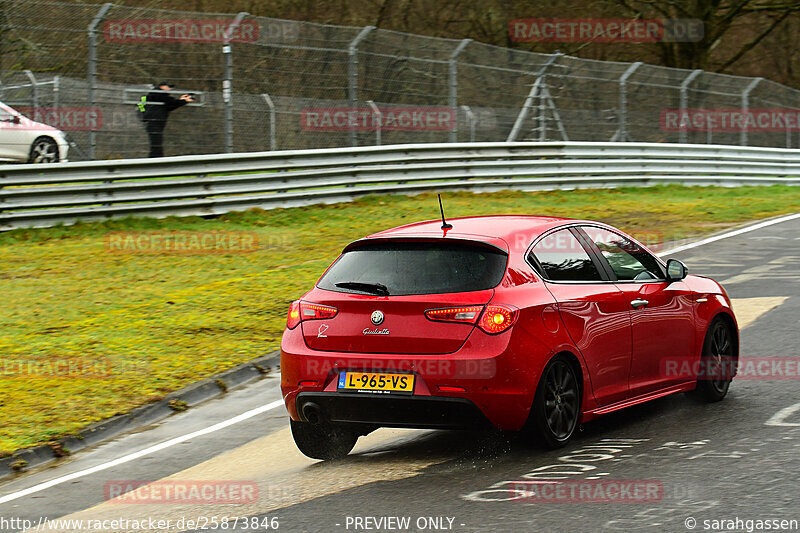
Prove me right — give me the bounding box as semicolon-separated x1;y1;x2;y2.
765;402;800;427
658;212;800;256
0;399;285;505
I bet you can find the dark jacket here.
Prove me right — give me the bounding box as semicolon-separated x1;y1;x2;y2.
143;90;187;124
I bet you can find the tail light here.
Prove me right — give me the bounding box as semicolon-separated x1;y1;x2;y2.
287;301;302;329
424;304;518;334
286;300;338;330
478;304;519;334
425;305;483;324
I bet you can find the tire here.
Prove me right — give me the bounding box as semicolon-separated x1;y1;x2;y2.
526;355;582;449
28;137;59;163
290;419;358;460
693;317;735;402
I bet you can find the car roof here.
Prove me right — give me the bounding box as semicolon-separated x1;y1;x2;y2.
354;215;586;253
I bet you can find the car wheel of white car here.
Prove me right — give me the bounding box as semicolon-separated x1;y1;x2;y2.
28;137;59;163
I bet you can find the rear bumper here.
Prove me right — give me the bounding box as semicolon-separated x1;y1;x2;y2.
280;324;551;431
296;392;492;429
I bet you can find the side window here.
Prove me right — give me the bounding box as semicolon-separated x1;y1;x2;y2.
0;107;20;124
528;229;603;282
581;227;664;281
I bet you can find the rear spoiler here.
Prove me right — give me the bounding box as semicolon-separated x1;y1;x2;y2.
342;236;508;254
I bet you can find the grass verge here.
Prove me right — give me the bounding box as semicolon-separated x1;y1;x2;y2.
1;184;799;453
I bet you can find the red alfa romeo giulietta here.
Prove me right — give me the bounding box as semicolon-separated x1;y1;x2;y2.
281;215;738;459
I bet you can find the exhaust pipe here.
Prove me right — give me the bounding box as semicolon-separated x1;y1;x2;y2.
302;402;323;425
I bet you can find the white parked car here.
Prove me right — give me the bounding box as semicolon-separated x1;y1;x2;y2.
0;102;69;163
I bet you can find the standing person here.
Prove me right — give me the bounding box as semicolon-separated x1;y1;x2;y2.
142;81;193;158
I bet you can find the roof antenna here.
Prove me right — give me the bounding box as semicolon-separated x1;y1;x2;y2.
438;194;452;230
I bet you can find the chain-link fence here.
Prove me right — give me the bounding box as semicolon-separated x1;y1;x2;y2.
2;0;800;160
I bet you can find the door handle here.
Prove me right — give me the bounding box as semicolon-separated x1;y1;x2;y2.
630;298;649;309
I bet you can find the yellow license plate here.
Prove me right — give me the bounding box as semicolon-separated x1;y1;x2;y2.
337;372;415;394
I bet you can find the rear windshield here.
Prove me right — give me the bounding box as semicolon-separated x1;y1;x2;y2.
318;241;508;296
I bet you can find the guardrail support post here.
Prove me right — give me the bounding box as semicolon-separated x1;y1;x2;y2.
223;12;249;154
507;52;561;142
679;69;702;144
261;93;276;151
611;61;641;142
366;100;381;145
740;77;762;147
448;38;471;143
348;26;375;147
87;2;113;160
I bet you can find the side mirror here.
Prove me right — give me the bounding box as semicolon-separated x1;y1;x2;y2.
666;259;688;282
12;115;20;124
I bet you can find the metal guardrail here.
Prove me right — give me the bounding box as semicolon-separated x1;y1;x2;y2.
2;141;800;231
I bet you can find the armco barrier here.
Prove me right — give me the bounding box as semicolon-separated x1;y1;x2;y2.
1;141;799;230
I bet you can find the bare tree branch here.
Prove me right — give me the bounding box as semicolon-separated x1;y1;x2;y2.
375;0;393;27
718;8;792;71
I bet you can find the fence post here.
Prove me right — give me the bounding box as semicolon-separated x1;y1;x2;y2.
23;70;38;108
53;76;60;110
460;105;475;142
679;69;702;144
610;61;641;142
367;100;381;145
507;52;561;142
537;79;548;142
87;2;113;160
740;77;762;146
261;93;276;151
348;26;375;147
448;38;471;142
223;12;249;154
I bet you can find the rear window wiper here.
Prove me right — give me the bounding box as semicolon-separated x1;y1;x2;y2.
334;281;390;296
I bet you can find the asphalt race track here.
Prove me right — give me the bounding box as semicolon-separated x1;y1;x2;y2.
1;215;799;533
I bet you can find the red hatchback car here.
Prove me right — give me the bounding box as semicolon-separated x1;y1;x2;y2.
281;215;738;459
